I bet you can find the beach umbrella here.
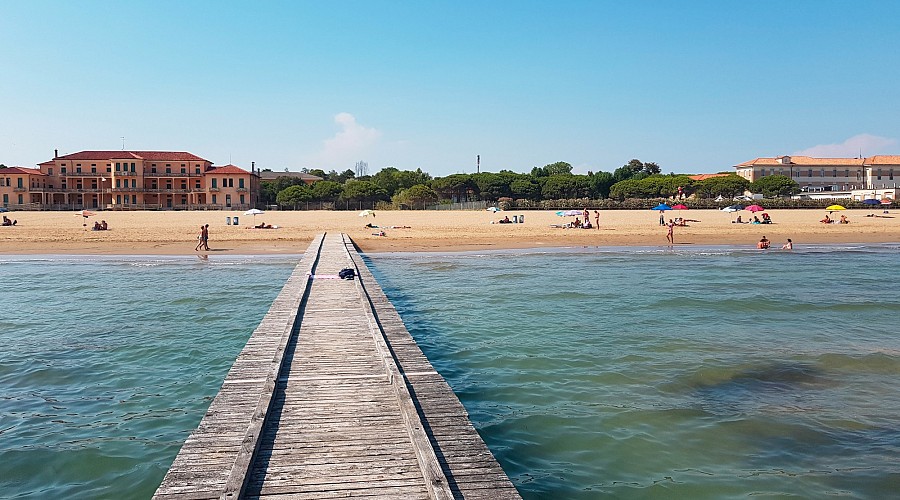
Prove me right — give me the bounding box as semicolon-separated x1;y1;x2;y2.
556;209;582;216
721;207;739;213
825;204;846;212
244;208;264;216
486;206;500;213
862;199;881;206
358;209;375;217
672;204;689;210
745;204;765;213
651;203;672;211
881;198;893;206
75;209;96;228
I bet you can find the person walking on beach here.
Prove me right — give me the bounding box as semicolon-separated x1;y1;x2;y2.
194;225;205;251
594;210;600;229
202;223;210;251
666;219;675;245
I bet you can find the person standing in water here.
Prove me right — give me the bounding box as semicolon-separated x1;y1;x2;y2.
666;219;675;245
594;210;600;229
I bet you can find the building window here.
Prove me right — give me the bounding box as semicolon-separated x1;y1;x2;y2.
212;194;217;204
117;195;121;204
211;178;217;188
832;169;837;177
151;167;157;173
17;178;23;188
195;168;201;174
18;194;23;204
239;178;245;188
877;169;882;180
890;170;895;180
49;168;54;175
61;167;67;174
132;179;136;188
131;163;136;172
195;181;200;189
76;167;82;173
166;167;171;174
181;167;186;174
115;162;120;171
845;169;849;177
132;195;137;204
820;169;825;177
116;179;121;188
240;194;245;204
91;167;97;173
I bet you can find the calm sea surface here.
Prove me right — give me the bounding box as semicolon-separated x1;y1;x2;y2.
2;245;900;499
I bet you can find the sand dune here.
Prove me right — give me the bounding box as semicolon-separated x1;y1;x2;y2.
0;208;897;255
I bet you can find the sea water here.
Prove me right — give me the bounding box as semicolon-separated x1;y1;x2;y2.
366;244;900;499
0;255;298;498
2;246;900;498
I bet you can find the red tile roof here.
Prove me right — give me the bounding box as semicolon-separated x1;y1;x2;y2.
736;156;866;167
207;164;251;175
688;173;731;181
866;155;900;165
2;167;46;175
54;150;210;162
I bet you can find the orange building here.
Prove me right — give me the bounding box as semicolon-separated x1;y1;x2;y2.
1;150;259;211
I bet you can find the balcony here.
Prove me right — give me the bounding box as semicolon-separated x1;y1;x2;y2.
145;171;202;178
63;171;103;177
236;187;248;192
13;187;27;192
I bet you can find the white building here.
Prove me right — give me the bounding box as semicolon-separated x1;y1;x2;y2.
734;155;899;195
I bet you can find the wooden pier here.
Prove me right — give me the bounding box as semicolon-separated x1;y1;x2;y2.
154;233;520;499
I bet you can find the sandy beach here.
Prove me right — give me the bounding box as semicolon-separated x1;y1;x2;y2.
0;208;897;255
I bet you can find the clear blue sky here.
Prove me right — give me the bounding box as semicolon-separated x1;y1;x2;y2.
2;1;899;176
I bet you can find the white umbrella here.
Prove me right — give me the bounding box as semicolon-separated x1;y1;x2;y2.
359;210;375;217
244;208;264;216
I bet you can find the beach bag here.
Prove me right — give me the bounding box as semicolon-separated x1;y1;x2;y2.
339;268;355;280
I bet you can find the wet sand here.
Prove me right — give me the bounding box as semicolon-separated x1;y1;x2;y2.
0;209;897;255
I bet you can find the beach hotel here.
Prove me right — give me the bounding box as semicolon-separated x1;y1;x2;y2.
0;150;262;211
735;155;900;201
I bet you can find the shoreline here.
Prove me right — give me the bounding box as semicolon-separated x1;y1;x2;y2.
0;209;897;255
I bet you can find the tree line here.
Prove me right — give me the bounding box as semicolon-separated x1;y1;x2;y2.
260;160;800;209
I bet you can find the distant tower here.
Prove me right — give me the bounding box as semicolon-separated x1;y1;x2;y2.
355;160;368;177
477;155;480;174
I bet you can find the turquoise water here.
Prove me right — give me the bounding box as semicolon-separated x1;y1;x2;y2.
0;255;298;499
366;244;900;499
2;246;900;499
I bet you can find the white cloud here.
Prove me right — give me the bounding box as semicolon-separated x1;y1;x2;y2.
315;113;381;168
793;133;897;158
